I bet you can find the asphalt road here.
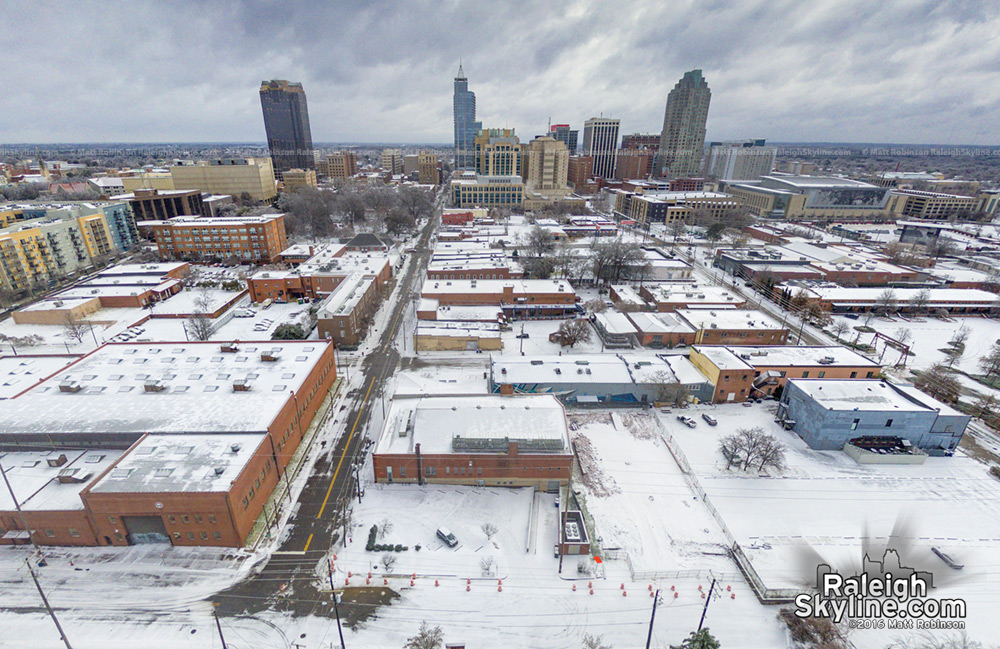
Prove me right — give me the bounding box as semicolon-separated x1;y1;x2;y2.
214;202;440;619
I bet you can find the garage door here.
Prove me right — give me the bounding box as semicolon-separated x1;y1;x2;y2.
123;516;170;544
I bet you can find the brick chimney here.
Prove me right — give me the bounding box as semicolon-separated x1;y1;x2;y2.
508;441;519;456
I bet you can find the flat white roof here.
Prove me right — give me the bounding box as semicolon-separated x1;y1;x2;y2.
643;284;743;305
678;308;784;331
89;434;267;494
0;449;124;511
416;323;501;339
421;278;574;296
722;345;879;368
595;311;638;335
0;341;329;436
0;355;79;399
626;311;694;334
317;272;375;317
787;379;944;412
692;346;755;371
375;395;569;455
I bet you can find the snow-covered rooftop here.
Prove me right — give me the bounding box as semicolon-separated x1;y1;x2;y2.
0;355;78;399
787;379;955;413
626;311;694;334
0;341;330;437
721;345;879;368
677;308;784;331
89;434;267;494
594;311;637;336
375;395;570;455
0;449;124;511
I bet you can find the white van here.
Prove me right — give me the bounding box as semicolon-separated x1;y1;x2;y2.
436;527;457;547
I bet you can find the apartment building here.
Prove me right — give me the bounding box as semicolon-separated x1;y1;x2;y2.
676;309;790;346
148;214;287;263
613;188;740;225
316;272;382;346
120;188;210;221
381;149;404;175
170;158;277;202
887;189;982;220
418;152;439;185
247;244;392;302
282;168;317;190
450;174;524;208
326;152;358;180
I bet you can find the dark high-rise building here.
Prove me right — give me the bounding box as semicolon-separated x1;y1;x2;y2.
453;64;482;169
582;117;620;179
548;124;578;154
655;69;711;178
259;80;315;178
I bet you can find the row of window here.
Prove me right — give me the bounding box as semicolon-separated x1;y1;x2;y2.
174;530;222;541
241;458;274;510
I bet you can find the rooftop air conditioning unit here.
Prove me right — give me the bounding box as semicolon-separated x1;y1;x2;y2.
144;379;166;392
232;378;251;392
213;466;225;476
230;444;241;453
586;368;592;374
261;349;280;362
554;368;561;374
59;380;82;393
47;454;68;467
220;342;238;353
818;356;836;365
710;323;718;328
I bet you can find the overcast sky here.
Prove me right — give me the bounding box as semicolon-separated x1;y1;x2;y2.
2;0;999;146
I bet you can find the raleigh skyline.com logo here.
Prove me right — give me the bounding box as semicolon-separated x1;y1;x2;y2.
794;549;967;630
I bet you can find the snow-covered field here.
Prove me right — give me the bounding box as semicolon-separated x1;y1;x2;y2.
660;402;1000;647
829;314;1000;374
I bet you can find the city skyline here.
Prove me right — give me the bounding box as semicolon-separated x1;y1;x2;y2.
1;1;998;146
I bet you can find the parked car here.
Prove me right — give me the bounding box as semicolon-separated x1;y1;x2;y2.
436;527;458;548
676;415;697;428
701;414;718;426
844;313;860;320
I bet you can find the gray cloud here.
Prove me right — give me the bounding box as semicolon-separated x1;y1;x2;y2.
1;0;998;145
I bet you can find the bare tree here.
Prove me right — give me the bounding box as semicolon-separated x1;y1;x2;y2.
582;633;613;649
650;371;690;407
718;427;784;473
755;435;786;472
62;313;89;345
556;319;592;348
481;522;499;541
479;555;496;576
830;319;850;342
667;220;686;247
583;298;607;314
403;621;444;649
893;327;913;346
377;518;394;540
950;324;971;347
381;553;397;572
875;288;898;316
979;340;1000;382
185;313;213;341
908;288;932;313
912;363;961;403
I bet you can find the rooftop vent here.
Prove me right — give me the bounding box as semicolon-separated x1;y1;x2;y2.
144;379;166;392
554;368;561;374
59;380;82;393
530;360;544;366
261;348;280;362
220;342;239;353
213;466;225;476
46;454;68;468
818;356;836;365
233;378;251;392
230;443;241;453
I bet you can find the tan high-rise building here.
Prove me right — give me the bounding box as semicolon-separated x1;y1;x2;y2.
474;128;521;176
169;158;277;202
326;152;358;180
524;137;569;196
656;69;711;178
418;152;439;185
381;149;404;175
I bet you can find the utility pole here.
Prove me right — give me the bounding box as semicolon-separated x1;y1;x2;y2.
26;559;73;649
697;577;717;632
645;589;661;649
1;460;40;554
212;605;228;649
328;560;347;649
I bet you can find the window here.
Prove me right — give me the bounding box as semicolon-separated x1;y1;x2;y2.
200;532;208;540
254;478;260;489
69;528;80;537
182;515;190;523
850;371;858;378
248;487;255;500
187;532;195;540
851;418;860;431
866;371;875;378
477;467;482;475
242;497;249;509
45;529;56;538
885;419;893;427
168;515;176;524
818;371;826;378
208;515;216;524
108;516;117;524
400;467;406;477
195;515;203;523
802;371;809;378
214;532;221;540
445;467;450;475
174;532;181;540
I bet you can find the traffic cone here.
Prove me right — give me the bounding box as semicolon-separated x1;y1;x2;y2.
572;584;577;592
731;593;736;599
466;585;470;592
620;583;625;590
622;590;627;597
498;585;502;592
435;580;439;587
674;592;678;598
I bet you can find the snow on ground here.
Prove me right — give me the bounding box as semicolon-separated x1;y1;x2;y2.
830;313;1000;374
659;401;1000;647
312;479;785;649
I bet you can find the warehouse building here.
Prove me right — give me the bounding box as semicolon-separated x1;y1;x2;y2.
778;379;969;455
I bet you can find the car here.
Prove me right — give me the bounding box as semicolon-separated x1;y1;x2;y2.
515;332;529;339
660;409;672;414
436;527;458;548
554;495;560;508
676;415;697;428
701;414;718;426
844;313;860;320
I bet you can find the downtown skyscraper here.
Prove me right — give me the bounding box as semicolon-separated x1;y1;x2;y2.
655;69;711;178
453;64;482;170
259;79;315;178
582;117;620;179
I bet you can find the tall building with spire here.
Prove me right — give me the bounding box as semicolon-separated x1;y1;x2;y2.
453;64;482;170
259;80;315;178
655;69;711;178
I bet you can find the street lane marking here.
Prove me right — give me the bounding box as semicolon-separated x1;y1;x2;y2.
303;533;314;552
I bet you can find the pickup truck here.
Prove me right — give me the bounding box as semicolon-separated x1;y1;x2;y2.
676;415;697;428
